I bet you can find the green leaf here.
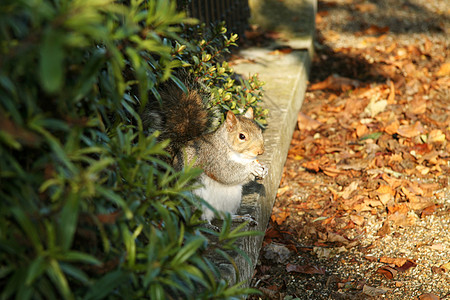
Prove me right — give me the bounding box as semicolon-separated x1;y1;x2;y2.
40;30;65;93
84;270;128;300
171;237;204;266
61;251;101;265
59;263;90;284
25;256;48;285
360;131;383;141
10;206;43;253
58;192;80;250
46;259;73;300
95;186;132;219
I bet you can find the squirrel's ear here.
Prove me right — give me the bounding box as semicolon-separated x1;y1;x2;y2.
244;107;254;119
226;110;237;131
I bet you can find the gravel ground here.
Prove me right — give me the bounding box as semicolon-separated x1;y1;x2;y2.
250;0;450;299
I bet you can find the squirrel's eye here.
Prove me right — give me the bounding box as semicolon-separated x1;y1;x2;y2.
239;133;246;140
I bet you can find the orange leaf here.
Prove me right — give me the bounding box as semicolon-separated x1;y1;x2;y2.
384;120;399;135
376;185;395;195
321;166;343;177
363;25;390;35
436;62;450;76
428;129;446;143
376;266;397;279
298;112;322;131
387;80;396;104
379;257;410;268
397;121;425;138
355;3;376;12
356;123;369;138
421;204;436;218
309;74;360;92
302;160;320;172
408;97;427;114
271;210;290;225
418;293;440;300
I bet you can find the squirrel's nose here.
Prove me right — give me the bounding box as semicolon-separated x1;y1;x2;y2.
257;145;264;155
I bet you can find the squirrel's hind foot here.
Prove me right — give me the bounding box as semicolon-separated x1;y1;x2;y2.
232;214;258;226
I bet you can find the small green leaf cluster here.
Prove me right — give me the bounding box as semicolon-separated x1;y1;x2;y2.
0;0;262;299
176;22;268;127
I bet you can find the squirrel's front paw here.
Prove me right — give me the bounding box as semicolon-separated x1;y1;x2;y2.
203;222;220;232
251;160;268;179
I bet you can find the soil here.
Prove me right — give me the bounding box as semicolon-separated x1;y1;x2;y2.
249;0;450;299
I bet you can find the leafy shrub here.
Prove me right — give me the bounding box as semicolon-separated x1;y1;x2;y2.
177;22;268;128
0;0;263;299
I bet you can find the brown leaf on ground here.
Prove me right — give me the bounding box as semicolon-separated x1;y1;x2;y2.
286;263;326;275
428;129;446;143
309;74;360;92
396;259;418;272
376;221;391;237
436;62;450;76
252;0;450;297
298;112;322;131
420;204;437;218
362;285;387;297
387;80;396;104
408;97;427;114
396;121;425;138
440;262;450;272
271;209;290;225
418;293;440;300
376;266;398;279
431;266;446;274
354;3;376;12
362;25;390;36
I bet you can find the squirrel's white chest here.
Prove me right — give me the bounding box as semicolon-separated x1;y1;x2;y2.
194;174;242;222
229;151;256;164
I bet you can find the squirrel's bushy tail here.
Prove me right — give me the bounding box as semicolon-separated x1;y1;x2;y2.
141;72;219;156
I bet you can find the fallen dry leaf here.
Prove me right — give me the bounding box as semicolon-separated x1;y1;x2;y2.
271;208;290;225
428;129;446;143
387;80;396;104
428;244;444;251
350;214;365;226
362;285;387;297
436;62;450;76
396;121;425;138
376;221;391;237
408;97;427;114
362;25;390;36
431;266;446;274
309;74;360;92
364;99;387;117
355;3;376;12
384;119;400;135
376;265;398;279
379;257;413;268
421;204;437;218
298;112;322;131
418;293;440;300
440;262;450;272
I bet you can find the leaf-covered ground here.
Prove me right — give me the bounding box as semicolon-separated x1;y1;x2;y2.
249;0;449;299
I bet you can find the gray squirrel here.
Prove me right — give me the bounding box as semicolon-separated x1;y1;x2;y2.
141;74;268;225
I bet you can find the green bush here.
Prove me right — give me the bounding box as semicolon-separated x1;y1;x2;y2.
176;22;268;128
0;0;264;299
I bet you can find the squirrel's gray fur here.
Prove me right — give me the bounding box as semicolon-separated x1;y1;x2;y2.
141;71;268;223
